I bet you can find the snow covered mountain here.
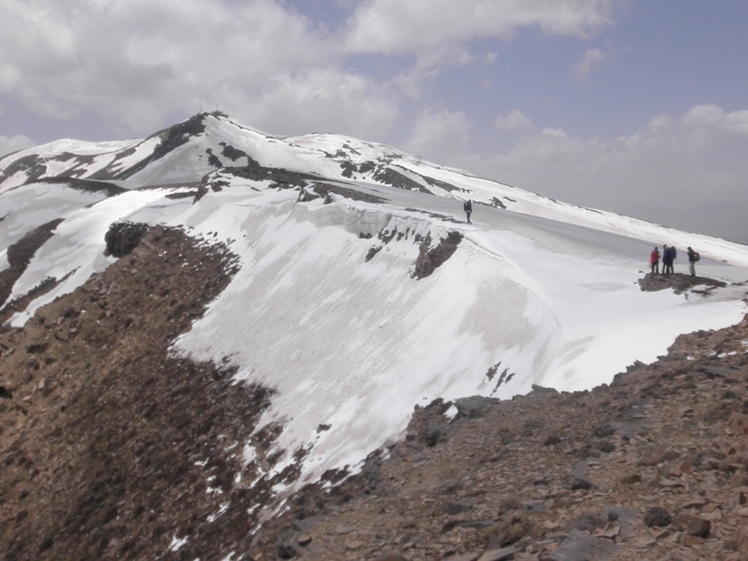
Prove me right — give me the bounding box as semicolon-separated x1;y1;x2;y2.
2;111;748;506
4;111;747;265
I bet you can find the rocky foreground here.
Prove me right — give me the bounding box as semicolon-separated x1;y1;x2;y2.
1;227;748;561
250;293;748;561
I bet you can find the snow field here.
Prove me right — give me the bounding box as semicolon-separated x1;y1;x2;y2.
168;179;747;494
3;113;748;503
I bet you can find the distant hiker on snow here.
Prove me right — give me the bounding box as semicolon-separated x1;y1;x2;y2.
687;246;700;276
649;247;660;274
463;199;473;224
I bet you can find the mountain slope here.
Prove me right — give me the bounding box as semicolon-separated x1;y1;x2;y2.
1;113;748;559
1;221;747;561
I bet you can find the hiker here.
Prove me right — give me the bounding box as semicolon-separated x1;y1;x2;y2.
687;246;699;276
662;245;671;275
463;199;472;224
669;245;677;274
663;245;676;275
649;247;660;274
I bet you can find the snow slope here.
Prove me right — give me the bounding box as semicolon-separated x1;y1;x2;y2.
2;113;748;499
3;169;747;498
167;177;748;491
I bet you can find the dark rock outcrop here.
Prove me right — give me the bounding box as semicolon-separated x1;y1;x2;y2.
104;221;151;257
413;231;463;279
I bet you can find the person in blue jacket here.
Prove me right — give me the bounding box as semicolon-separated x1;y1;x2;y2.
662;245;671;275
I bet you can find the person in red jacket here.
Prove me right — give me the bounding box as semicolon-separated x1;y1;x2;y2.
649;246;660;274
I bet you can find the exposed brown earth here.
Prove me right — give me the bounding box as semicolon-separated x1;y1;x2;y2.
0;227;291;561
1;229;748;561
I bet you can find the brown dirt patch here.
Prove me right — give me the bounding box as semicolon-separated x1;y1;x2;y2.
0;226;280;561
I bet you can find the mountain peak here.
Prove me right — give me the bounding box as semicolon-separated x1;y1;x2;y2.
2;111;748;560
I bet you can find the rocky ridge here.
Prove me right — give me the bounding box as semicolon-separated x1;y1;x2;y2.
0;226;747;560
0;227;286;560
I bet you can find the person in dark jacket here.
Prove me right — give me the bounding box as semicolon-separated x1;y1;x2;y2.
649;247;660;274
687;246;698;276
662;245;671;275
463;199;472;223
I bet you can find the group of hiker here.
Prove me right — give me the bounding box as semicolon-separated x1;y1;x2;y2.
461;199;703;278
649;245;700;276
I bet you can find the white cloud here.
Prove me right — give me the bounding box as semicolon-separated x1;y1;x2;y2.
464;105;748;241
574;47;608;81
239;69;401;139
344;0;614;59
682;104;748;135
403;110;472;160
618;105;748;156
495;110;535;133
0;0;369;136
0;0;621;145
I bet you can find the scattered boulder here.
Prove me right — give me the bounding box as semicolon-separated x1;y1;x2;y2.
484;513;533;547
593;422;615;438
565;461;594;491
446;500;474;515
24;343;48;355
643;507;672;528
425;421;449;447
674;513;711;537
619;473;642;485
549;529;619;561
453;396;496;419
568;512;608;533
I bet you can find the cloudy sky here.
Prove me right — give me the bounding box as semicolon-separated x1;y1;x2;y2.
1;0;747;242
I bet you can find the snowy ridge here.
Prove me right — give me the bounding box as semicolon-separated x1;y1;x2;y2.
0;137;160;193
3;112;747;265
2;113;748;500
